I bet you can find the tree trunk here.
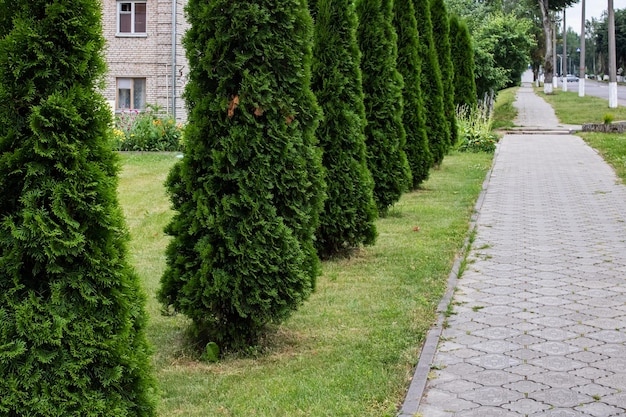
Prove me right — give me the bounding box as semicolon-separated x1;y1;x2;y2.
538;0;554;93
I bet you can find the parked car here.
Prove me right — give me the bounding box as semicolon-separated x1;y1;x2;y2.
563;74;579;82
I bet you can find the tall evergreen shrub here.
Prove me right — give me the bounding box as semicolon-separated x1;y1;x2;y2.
430;0;457;146
0;1;156;415
393;0;433;189
449;15;477;108
158;0;325;349
311;0;378;257
414;0;450;167
356;0;412;214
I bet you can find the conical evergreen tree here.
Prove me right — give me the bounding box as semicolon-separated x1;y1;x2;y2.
158;0;325;349
311;0;378;257
393;0;433;189
449;14;477;108
356;0;412;214
414;0;449;167
0;1;156;415
430;0;458;146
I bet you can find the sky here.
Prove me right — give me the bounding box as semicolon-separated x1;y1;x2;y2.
566;0;626;34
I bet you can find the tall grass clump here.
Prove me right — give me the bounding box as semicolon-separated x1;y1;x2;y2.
456;101;497;153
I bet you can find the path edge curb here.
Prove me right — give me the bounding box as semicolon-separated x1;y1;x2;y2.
397;143;502;416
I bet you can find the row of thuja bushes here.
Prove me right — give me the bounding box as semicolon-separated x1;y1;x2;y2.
112;105;184;152
111;102;498;154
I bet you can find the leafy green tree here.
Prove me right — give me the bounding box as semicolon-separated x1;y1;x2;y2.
449;14;478;108
393;0;433;188
158;0;325;349
414;0;450;166
311;0;378;257
0;1;156;415
476;12;536;89
431;0;458;145
356;0;412;213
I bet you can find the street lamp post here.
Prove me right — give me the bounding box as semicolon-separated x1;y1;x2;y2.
563;8;568;91
579;0;586;97
609;0;618;108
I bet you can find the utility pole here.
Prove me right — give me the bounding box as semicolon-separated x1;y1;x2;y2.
579;0;586;97
563;9;568;92
609;0;618;107
553;16;558;90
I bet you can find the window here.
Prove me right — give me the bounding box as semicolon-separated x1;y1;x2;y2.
117;78;146;110
117;1;146;35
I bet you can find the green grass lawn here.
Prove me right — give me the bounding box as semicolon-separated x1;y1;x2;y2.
537;88;626;125
492;86;519;130
116;150;492;416
535;89;626;184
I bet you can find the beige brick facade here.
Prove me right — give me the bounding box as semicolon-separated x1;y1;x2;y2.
102;0;189;122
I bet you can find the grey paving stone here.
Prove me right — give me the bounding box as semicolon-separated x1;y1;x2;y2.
575;401;625;417
504;398;551;414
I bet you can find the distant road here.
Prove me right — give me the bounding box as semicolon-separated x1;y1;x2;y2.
577;79;626;107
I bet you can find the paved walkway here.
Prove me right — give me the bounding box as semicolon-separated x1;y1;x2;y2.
399;85;626;416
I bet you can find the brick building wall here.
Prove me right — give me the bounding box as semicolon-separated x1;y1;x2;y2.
102;0;189;122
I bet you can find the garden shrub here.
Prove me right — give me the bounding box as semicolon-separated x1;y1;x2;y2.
158;0;325;350
311;0;378;257
113;105;184;151
356;0;412;214
449;14;478;108
414;0;451;166
0;1;156;415
393;0;433;189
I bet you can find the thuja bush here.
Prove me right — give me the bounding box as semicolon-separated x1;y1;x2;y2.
414;0;450;167
356;0;412;214
0;1;156;416
430;0;458;146
311;0;378;257
393;0;433;189
449;15;477;109
158;0;325;350
113;105;184;152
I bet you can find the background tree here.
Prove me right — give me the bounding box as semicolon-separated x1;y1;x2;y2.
0;1;156;415
415;0;450;166
159;0;325;349
431;0;458;145
393;0;433;188
537;0;579;93
449;14;478;108
311;0;378;257
356;0;412;213
595;8;626;75
475;12;536;89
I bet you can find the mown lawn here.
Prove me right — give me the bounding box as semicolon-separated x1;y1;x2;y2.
116;149;492;416
537;88;626;183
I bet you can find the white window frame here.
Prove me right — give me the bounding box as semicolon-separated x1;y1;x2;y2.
116;1;147;37
116;78;147;112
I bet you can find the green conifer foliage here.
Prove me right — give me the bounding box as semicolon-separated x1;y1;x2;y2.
158;0;325;349
0;2;156;415
311;0;378;257
393;0;433;189
356;0;412;214
414;0;450;167
430;0;458;146
449;15;477;108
